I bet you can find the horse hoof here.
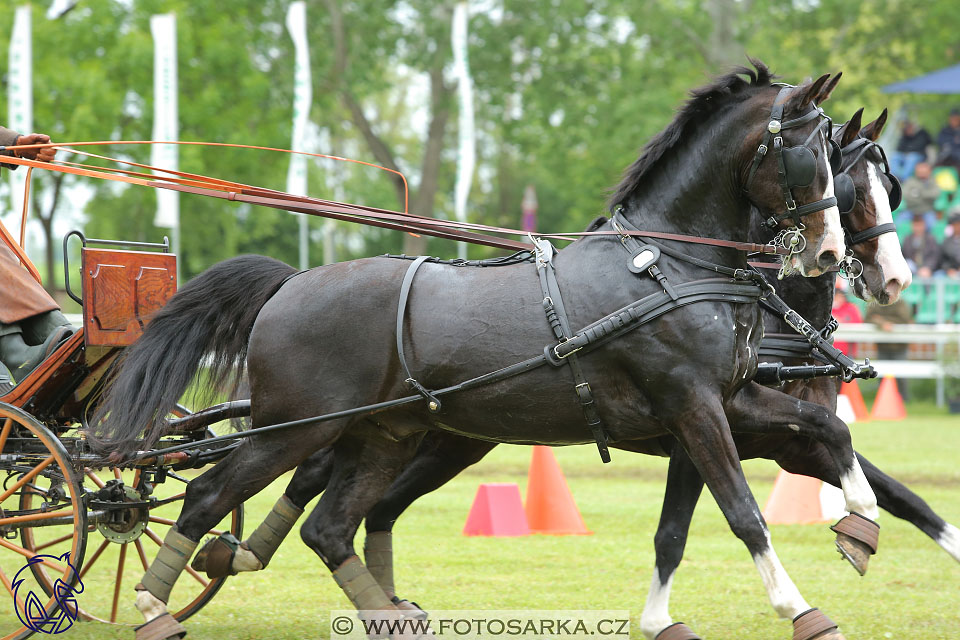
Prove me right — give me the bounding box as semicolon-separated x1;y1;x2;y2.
830;513;879;576
655;621;702;639
134;612;187;640
191;533;240;578
793;608;843;640
834;532;871;575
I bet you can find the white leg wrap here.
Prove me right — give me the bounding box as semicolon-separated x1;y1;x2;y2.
640;569;675;639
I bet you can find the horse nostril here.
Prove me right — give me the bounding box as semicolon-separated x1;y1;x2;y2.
884;279;904;303
817;250;840;270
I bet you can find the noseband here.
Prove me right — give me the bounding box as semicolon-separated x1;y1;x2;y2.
745;85;839;229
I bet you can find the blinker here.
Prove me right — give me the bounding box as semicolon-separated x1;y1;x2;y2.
628;244;661;274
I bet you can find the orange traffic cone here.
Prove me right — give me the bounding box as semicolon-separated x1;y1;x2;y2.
840;380;870;422
763;470;846;525
524;447;591;535
463;483;530;537
871;375;906;420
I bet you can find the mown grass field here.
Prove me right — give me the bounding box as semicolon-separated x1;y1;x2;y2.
4;408;959;639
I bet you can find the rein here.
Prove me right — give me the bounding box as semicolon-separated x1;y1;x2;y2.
0;141;790;258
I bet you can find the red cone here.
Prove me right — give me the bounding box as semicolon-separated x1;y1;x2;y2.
463;483;530;537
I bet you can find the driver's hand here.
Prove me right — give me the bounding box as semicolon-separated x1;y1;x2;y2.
14;133;55;162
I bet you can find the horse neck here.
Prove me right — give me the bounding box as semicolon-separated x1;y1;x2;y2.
770;272;836;331
618;115;751;269
748;210;836;331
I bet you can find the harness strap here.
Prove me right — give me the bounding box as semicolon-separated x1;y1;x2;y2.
532;237;611;463
847;222;897;246
759;290;875;382
396;256;443;412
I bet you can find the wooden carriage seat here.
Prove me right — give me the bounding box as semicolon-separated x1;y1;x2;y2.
81;248;177;346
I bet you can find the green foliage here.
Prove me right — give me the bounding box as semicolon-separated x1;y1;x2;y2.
2;0;960;279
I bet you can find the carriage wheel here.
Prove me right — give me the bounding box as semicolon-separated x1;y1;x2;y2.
21;461;243;626
0;404;87;640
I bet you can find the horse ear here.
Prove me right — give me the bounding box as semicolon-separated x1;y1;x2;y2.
861;108;889;141
840;108;865;147
796;73;832;111
815;72;842;105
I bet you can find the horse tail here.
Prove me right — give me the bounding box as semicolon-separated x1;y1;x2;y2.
87;254;297;458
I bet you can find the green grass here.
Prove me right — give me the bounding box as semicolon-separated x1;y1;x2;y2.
4;411;959;639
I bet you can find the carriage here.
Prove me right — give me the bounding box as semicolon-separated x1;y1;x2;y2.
0;229;244;638
0;66;938;640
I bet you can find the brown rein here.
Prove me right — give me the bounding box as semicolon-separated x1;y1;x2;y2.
0;140;791;259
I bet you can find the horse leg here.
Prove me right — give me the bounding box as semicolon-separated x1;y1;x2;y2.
133;428;341;635
772;440;960;563
192;447;335;578
299;425;420;620
640;443;705;640
665;398;843;640
363;433;497;608
726;383;879;575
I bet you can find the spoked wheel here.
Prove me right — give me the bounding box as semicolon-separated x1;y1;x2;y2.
0;404;87;640
22;462;243;626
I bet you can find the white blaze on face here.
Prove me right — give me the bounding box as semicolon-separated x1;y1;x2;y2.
817;135;845;261
867;164;912;300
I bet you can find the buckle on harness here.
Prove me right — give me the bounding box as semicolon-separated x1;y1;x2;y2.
757;143;768;155
553;338;582;360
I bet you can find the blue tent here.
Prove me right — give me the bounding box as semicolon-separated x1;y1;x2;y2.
882;63;960;94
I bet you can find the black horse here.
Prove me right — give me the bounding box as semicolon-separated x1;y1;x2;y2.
190;109;956;640
93;63;864;640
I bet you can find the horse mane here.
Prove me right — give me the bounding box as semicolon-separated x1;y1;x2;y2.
608;58;775;209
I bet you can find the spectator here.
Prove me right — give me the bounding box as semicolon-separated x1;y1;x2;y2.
940;212;960;277
831;286;862;356
891;120;933;180
865;299;913;400
901;214;942;277
899;161;942;227
936;108;960;170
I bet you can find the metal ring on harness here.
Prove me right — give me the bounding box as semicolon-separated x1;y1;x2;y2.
837;252;864;282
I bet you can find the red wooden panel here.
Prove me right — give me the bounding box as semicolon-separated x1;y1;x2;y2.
135;265;176;328
81;248;177;346
90;264;130;331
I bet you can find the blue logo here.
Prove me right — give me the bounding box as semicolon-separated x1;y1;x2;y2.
11;553;84;634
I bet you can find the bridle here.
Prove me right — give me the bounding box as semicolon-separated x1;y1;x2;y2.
834;135;901;246
745;85;839;230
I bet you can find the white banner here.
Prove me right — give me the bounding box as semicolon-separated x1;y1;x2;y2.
7;5;32;228
452;2;474;259
286;1;312;197
151;14;179;229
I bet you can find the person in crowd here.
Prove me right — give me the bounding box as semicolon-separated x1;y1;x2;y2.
0;125;70;395
940;212;960;277
891;119;933;180
901;213;942;278
936;108;960;170
865;299;914;400
899;161;943;228
831;285;862;356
